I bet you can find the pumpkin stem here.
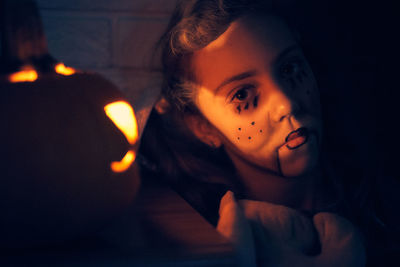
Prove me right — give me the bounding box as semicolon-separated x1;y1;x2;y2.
0;0;54;74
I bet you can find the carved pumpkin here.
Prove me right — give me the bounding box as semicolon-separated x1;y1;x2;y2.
0;0;140;247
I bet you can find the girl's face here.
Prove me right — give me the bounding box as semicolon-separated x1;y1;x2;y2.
190;15;322;177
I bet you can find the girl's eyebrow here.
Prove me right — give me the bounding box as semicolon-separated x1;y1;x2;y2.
213;45;300;95
214;70;257;95
273;44;301;65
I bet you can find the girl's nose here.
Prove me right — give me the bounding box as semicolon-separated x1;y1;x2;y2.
269;85;300;123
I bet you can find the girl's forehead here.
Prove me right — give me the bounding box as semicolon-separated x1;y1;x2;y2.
196;15;296;61
241;14;296;45
191;15;297;89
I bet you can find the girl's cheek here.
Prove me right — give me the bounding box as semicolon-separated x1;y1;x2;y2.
234;122;265;146
231;94;265;147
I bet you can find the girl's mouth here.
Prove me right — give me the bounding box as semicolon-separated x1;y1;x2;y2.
285;127;309;150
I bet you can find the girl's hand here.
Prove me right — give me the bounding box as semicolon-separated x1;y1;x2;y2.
217;191;257;267
217;191;366;267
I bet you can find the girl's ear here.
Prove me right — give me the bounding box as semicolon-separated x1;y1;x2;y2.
154;97;170;114
184;114;222;148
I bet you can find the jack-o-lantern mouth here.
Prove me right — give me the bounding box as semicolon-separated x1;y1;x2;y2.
104;101;138;173
110;150;136;173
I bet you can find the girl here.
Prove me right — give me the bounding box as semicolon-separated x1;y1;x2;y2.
139;0;397;265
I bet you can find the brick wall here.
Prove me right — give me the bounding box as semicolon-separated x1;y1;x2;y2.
37;0;177;135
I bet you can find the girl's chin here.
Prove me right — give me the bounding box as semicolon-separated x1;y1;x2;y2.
278;133;320;177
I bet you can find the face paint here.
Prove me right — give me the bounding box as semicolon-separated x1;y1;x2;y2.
253;95;259;108
284;127;309;150
192;16;322;178
276;150;283;176
280;56;314;92
276;128;319;177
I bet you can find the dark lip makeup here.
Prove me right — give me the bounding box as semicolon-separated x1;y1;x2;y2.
285;127;309;150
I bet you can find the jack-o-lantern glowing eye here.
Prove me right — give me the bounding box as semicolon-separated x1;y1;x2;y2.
104;101;138;145
104;101;138;173
55;63;76;76
110;150;136;173
9;69;38;83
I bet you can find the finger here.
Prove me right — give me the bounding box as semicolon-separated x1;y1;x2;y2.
246;218;315;267
238;199;289;239
217;191;239;240
313;212;366;267
218;190;235;215
216;191;256;267
238;198;277;220
313;212;364;249
238;199;318;254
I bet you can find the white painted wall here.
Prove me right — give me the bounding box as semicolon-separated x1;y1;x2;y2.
37;0;177;134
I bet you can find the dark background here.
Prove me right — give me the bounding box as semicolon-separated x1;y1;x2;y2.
290;0;397;179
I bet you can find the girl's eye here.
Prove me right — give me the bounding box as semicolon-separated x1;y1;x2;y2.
234;88;248;101
231;85;254;102
280;61;301;79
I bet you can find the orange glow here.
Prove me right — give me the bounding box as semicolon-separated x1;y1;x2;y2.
105;101;138;173
9;69;38;83
104;101;138;145
111;150;136;173
55;63;76;76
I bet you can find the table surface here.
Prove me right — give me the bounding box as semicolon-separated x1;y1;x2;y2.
1;174;237;266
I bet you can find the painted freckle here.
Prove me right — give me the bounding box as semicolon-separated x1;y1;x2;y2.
253;95;259;108
260;129;262;133
251;121;255;125
248;136;251;140
236;105;241;114
238;128;241;131
238;137;240;140
244;102;249;110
